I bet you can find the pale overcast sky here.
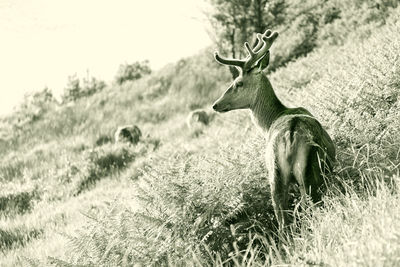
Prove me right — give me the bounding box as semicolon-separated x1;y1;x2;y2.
0;0;211;115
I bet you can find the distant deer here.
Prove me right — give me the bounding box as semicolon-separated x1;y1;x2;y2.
115;125;142;145
186;109;211;129
212;29;335;229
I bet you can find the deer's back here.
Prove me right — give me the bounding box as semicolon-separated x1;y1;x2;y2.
265;112;336;172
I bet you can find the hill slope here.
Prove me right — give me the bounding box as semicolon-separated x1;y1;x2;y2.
1;3;400;266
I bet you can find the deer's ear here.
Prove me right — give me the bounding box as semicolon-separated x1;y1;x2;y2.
229;66;243;78
257;52;270;70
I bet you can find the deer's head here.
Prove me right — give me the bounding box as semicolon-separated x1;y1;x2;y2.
212;29;279;113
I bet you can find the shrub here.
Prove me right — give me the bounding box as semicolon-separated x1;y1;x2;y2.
81;75;106;97
62;74;81;103
115;60;151;85
62;73;106;103
8;87;57;131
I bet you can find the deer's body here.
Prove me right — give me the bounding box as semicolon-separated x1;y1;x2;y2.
212;29;335;229
250;73;335;227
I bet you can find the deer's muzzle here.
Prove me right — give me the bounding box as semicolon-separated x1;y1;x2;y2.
212;102;230;113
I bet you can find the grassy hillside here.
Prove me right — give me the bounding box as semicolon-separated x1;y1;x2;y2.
1;2;400;266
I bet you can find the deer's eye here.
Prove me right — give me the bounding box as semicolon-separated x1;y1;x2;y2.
236;81;243;87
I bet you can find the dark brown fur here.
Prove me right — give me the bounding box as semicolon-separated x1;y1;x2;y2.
212;29;335;229
266;114;335;226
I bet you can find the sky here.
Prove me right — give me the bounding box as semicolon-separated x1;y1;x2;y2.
0;0;211;115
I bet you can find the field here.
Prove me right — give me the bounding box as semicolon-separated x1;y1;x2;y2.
1;1;400;266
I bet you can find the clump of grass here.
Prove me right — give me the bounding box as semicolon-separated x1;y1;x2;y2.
281;173;400;267
189;127;204;138
0;225;43;251
73;144;137;195
0;184;40;216
0;158;25;182
194;173;400;267
94;134;113;146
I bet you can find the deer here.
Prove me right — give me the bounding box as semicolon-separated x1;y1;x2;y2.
186;109;212;129
212;29;336;229
115;125;142;145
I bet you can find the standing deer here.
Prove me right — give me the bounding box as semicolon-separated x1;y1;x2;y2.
212;29;335;229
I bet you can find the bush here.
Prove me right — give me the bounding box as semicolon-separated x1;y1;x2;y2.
62;74;81;103
9;87;57;131
82;75;106;97
62;73;106;103
115;60;151;85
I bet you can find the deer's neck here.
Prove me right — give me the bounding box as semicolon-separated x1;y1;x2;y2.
250;75;287;132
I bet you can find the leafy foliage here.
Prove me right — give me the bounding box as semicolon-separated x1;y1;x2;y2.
207;0;286;57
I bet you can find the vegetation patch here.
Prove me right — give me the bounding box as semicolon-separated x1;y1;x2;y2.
0;185;39;216
94;134;113;147
0;225;43;251
0;160;25;182
61;137;277;266
73;144;137;195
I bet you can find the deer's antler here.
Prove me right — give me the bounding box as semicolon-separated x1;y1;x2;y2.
214;52;246;69
214;29;279;71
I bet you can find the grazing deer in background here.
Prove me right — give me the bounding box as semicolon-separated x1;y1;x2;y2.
186;109;211;129
212;29;335;229
115;125;142;145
